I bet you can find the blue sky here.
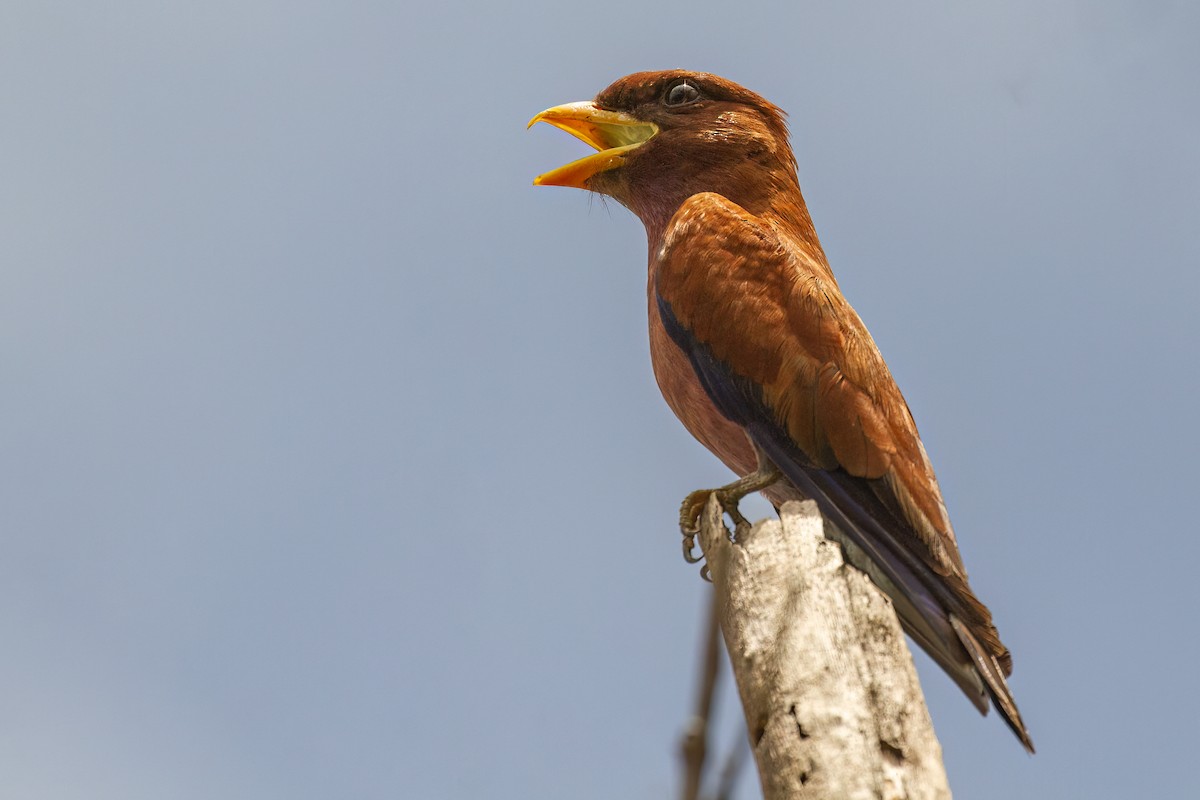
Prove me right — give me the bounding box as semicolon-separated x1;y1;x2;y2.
2;1;1197;797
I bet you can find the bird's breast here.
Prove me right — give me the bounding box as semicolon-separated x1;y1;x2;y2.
647;271;759;479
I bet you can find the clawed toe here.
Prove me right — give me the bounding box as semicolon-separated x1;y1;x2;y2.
677;463;780;567
679;489;712;535
678;487;748;565
716;489;749;531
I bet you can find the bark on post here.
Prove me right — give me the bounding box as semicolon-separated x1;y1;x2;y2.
697;498;952;800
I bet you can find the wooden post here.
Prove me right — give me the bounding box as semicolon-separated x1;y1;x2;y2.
697;498;952;800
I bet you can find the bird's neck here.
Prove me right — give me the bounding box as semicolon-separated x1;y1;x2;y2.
761;185;826;257
640;178;828;269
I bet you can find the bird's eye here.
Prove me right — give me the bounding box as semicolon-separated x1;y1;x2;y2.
664;81;702;107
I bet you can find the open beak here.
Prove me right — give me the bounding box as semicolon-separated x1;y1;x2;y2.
528;102;658;188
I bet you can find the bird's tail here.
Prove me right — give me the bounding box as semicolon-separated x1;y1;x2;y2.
950;615;1035;752
754;431;1035;751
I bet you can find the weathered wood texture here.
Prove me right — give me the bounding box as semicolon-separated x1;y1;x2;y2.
697;498;952;800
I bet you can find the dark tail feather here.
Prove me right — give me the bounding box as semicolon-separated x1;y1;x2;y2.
951;615;1035;753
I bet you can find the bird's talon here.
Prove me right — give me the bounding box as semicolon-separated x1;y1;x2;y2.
682;534;703;564
679;488;714;536
712;489;749;533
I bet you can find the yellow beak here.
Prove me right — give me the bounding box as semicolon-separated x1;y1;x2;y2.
528;101;658;188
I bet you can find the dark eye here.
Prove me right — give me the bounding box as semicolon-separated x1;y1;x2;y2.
664;81;702;107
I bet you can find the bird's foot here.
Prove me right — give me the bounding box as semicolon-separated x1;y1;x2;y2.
679;488;712;537
678;464;783;565
680;488;720;565
679;487;751;537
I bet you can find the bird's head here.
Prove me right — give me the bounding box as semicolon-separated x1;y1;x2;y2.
530;70;801;234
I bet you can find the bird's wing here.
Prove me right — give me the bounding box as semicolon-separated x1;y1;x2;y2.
655;192;1031;747
655;193;962;568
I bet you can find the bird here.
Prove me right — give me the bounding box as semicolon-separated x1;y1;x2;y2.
529;70;1033;752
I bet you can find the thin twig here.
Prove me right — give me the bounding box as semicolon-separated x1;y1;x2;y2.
679;586;723;800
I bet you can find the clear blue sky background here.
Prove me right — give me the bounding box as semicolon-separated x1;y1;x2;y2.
3;1;1197;797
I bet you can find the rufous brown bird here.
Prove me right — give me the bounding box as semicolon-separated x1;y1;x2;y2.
529;70;1033;751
